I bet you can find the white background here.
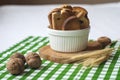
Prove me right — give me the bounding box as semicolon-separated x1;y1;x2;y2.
0;3;120;52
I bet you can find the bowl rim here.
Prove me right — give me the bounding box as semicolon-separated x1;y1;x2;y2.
48;27;90;31
47;27;90;36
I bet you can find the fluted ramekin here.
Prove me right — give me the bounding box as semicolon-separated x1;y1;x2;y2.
48;28;90;52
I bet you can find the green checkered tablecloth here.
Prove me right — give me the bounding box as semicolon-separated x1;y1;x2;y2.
0;36;120;80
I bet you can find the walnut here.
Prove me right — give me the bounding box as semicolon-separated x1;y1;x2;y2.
25;52;42;69
86;41;103;50
6;58;24;75
10;53;26;64
97;36;111;48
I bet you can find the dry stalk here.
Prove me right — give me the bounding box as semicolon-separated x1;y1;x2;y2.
62;48;113;63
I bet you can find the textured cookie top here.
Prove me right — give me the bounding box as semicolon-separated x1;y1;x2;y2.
48;4;90;30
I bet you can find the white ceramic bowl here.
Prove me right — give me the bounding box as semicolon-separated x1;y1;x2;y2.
48;28;90;52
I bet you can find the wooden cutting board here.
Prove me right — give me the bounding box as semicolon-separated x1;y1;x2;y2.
39;45;92;63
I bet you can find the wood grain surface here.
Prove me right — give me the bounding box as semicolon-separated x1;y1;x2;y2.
39;45;91;63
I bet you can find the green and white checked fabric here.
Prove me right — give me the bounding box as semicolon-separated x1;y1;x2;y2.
0;36;120;80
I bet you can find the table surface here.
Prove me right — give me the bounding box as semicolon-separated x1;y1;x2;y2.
0;2;120;52
0;36;120;80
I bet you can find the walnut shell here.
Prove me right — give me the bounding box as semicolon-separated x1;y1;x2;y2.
25;52;40;62
10;53;26;64
27;58;42;69
25;52;42;69
97;36;111;48
86;41;103;50
6;58;24;75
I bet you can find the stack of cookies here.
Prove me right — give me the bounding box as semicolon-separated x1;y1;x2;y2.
48;4;90;30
